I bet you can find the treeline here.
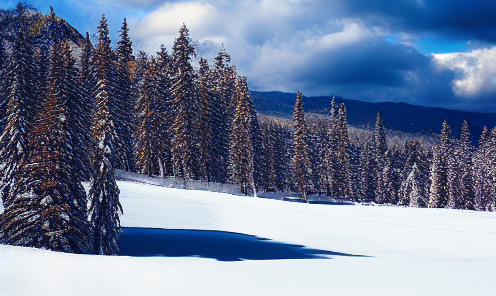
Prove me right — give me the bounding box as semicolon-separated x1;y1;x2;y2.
258;96;495;211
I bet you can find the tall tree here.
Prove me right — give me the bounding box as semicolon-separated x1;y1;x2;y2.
1;42;93;252
448;120;475;209
198;57;213;181
88;15;122;255
78;32;96;180
229;76;254;195
428;120;452;208
134;59;168;177
399;139;429;206
292;91;311;202
114;18;136;172
0;3;39;206
155;45;174;176
170;24;198;182
473;127;496;211
210;45;235;183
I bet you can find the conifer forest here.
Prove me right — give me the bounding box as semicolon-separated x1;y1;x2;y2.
0;4;494;255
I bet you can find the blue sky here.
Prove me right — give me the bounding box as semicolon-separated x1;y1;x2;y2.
1;0;495;112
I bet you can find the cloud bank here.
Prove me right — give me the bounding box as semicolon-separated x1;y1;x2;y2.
2;0;495;111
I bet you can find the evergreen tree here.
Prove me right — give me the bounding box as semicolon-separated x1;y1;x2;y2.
198;57;213;181
373;112;387;202
78;32;96;180
134;59;168;177
400;163;428;207
399;139;429;206
359;142;377;202
229;76;254;195
335;103;352;199
155;45;174;176
428;120;452;208
88;15;122;255
473;127;496;211
0;3;39;206
114;18;136;172
448;120;475;209
292;91;311;202
170;24;198;182
2;42;93;252
210;45;234;183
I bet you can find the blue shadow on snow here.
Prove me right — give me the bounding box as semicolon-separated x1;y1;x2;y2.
119;227;367;261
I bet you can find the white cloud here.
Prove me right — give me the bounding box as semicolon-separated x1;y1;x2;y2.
131;2;217;38
433;46;496;98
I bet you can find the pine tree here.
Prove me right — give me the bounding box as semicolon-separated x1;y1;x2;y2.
359;142;377;202
373;112;387;202
78;32;96;180
473;127;496;211
448;120;475;209
134;59;168;176
210;45;234;183
292;91;311;202
229;76;254;195
198;57;213;181
88;15;122;255
399;139;429;206
170;24;198;182
335;103;352;199
0;4;39;206
114;18;136;172
2;42;93;252
428;120;452;208
155;45;174;176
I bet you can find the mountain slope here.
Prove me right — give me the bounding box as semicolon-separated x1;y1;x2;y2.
251;91;496;139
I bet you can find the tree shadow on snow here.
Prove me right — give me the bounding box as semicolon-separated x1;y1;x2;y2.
118;227;368;261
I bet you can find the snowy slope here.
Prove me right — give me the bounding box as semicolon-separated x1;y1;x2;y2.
1;180;495;296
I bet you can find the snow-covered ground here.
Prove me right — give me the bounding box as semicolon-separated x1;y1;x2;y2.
1;180;495;296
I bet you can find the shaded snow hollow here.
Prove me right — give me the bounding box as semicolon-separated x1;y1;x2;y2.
1;180;495;296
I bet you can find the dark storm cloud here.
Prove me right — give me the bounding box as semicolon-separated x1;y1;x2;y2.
342;0;496;42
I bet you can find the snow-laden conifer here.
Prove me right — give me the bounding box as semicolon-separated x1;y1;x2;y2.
88;15;122;255
229;76;254;195
292;91;311;202
428;120;452;208
1;41;93;253
170;24;198;183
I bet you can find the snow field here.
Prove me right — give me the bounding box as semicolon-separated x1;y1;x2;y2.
1;180;495;296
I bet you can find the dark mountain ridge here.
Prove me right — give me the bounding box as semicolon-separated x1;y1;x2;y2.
251;91;496;140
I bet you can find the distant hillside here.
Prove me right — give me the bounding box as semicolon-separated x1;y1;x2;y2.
251;91;496;140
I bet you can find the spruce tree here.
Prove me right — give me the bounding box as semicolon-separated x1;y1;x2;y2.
170;24;198;182
78;32;96;179
0;4;38;206
114;18;136;172
210;46;234;183
155;45;174;176
88;15;122;255
2;42;93;252
399;139;429;206
473;127;496;211
448;120;475;209
428;120;452;208
292;91;311;202
229;76;254;195
335;103;352;199
197;57;213;181
134;59;168;177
